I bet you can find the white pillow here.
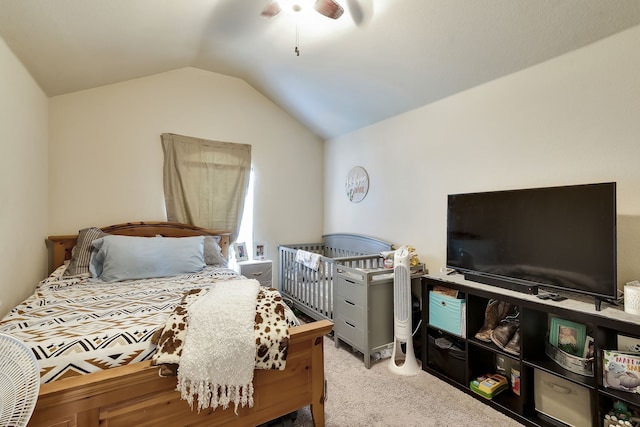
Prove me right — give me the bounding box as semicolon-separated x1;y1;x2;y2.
204;235;228;267
89;235;205;282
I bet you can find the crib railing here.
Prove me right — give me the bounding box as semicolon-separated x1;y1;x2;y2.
278;244;388;322
278;244;334;321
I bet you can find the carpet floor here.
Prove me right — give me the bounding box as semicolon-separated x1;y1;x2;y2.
292;335;525;427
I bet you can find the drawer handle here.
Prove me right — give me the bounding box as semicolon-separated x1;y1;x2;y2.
545;381;571;394
345;300;355;306
441;301;447;307
345;279;356;285
345;320;355;328
252;272;264;277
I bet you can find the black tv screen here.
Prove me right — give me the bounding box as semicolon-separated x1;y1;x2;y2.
446;182;617;303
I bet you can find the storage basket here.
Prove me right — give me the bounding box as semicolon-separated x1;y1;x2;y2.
535;369;592;426
428;334;466;384
429;291;465;337
545;341;594;377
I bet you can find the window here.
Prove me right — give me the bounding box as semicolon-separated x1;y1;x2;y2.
234;168;255;263
161;133;251;243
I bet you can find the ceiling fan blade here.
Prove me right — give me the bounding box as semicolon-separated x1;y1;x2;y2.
315;0;344;19
261;1;281;17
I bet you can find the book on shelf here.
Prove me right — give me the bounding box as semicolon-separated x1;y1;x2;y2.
603;349;640;394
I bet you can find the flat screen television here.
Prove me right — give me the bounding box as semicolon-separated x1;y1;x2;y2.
446;182;617;310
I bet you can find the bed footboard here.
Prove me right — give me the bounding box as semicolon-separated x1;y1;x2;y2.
28;320;333;427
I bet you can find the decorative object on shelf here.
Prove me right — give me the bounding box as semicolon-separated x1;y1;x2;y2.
253;241;267;260
510;368;521;396
345;166;369;203
584;335;595;359
232;242;248;261
603;414;636;427
545;340;594;377
380;245;420;267
474;300;514;343
549;317;586;356
612;400;635;424
603;350;640;394
545;318;593;376
545;341;595;377
624;280;640;315
495;354;518;387
470;373;509;400
618;334;640;352
490;308;520;356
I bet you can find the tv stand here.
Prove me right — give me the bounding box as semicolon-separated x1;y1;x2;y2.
463;272;538;295
422;273;640;427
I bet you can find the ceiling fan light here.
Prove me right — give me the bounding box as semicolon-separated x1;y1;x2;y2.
278;0;314;14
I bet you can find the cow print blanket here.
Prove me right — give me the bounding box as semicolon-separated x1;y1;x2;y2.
151;285;299;376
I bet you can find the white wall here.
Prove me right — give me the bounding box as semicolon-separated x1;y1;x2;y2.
49;67;324;263
325;25;640;291
0;37;49;317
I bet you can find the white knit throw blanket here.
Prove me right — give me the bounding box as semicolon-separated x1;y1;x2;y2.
177;279;260;413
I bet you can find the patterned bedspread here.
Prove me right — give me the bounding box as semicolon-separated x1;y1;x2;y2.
0;264;297;384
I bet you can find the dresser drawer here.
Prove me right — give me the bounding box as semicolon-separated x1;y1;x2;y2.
237;260;272;286
336;276;365;306
335;315;365;349
336;297;364;328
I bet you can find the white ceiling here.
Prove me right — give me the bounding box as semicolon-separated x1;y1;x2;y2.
2;0;640;140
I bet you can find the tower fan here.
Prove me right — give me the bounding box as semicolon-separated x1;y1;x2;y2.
389;246;420;375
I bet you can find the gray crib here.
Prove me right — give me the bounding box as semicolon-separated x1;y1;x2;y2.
278;233;393;321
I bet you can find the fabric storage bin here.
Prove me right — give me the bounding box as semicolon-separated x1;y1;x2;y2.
428;334;466;384
429;291;465;336
534;369;591;427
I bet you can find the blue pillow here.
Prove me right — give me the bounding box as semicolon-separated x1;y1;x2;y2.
89;235;205;282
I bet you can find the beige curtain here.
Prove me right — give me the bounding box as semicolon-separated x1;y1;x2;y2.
161;133;251;243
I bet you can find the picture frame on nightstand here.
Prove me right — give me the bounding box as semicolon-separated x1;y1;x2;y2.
233;242;248;261
254;241;267;260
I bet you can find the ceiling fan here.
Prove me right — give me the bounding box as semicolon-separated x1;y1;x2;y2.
261;0;345;20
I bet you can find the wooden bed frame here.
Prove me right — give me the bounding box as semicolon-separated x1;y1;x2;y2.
29;221;333;427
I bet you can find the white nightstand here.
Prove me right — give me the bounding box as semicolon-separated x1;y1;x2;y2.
236;259;273;287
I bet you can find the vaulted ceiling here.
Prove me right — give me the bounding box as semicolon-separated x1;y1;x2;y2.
2;0;640;139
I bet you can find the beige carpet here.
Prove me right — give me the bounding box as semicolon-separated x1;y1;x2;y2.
293;335;525;427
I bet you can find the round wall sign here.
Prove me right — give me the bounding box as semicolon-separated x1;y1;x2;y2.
345;166;369;203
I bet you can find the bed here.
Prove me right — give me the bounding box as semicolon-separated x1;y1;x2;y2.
278;234;393;321
0;221;332;427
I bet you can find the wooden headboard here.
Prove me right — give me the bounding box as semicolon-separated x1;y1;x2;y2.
46;221;231;274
